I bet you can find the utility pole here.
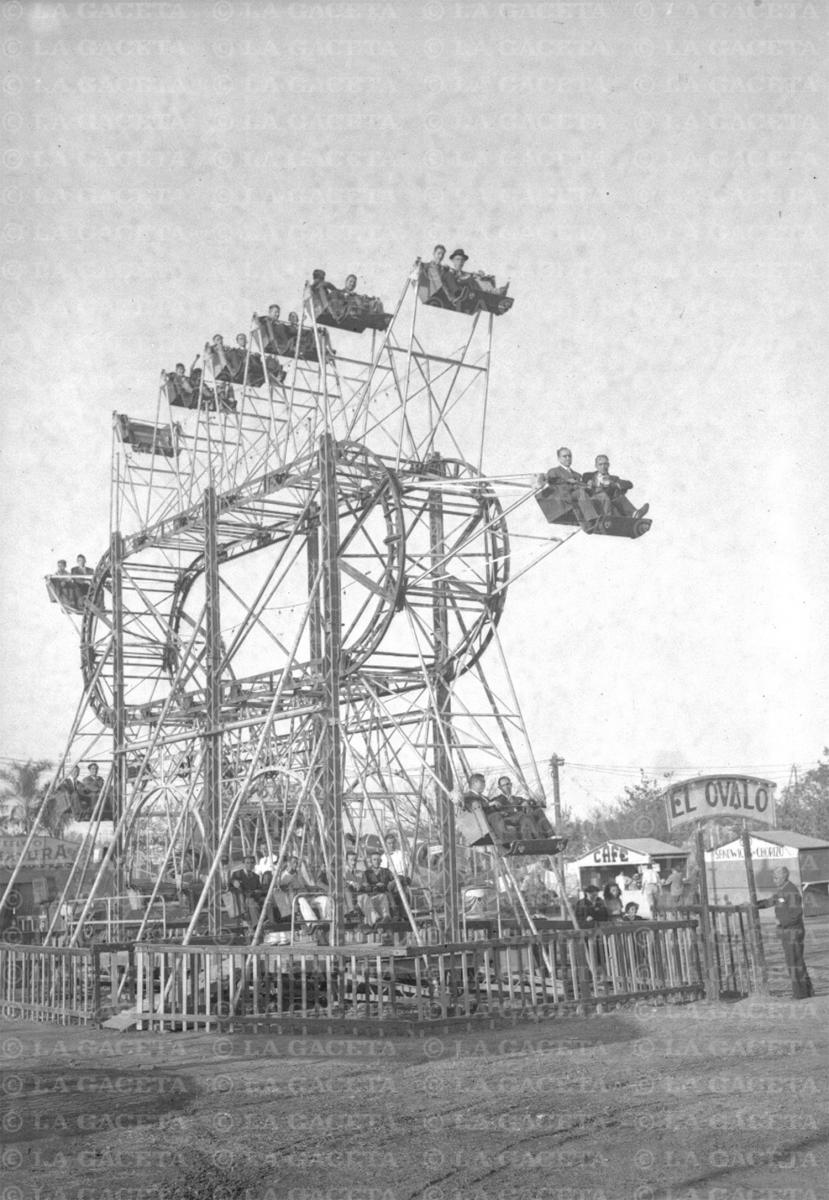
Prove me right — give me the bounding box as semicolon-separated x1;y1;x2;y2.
549;754;564;830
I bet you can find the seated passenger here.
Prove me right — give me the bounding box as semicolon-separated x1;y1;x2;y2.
273;854;319;923
461;772;488;813
58;764;81;817
204;334;231;381
55;559;68;575
582;455;649;521
263;354;286;384
357;850;395;927
224;334;249;383
229;854;264;924
381;831;411;920
253;307;281;354
70;554;92;606
76;761;103;818
574;885;610;928
486;775;535;842
163;362;198;408
311;268;335;298
540;446;610;532
344;850;362;918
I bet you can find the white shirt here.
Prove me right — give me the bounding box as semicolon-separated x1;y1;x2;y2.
382;848;407;875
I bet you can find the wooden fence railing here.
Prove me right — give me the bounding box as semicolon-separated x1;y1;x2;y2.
131;920;704;1032
1;910;762;1031
0;942;135;1025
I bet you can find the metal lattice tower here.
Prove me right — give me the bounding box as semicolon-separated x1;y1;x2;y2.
11;261;569;947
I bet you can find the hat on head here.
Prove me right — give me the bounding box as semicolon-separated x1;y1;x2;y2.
449;248;468;263
585;884;600;894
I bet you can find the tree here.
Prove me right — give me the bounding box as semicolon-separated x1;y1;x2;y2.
777;752;829;839
558;770;685;858
0;758;67;838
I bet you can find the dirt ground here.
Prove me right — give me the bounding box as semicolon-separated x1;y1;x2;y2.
3;921;828;1200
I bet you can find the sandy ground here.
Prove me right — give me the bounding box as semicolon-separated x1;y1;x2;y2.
3;922;827;1200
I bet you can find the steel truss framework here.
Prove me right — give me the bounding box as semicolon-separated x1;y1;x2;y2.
7;261;577;948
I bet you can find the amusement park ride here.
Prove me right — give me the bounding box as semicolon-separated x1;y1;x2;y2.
10;255;652;951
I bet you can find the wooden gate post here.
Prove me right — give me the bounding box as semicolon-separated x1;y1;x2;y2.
740;825;770;995
695;825;720;1000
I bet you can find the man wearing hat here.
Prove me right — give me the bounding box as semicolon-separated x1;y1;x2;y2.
575;885;610;928
447;248;469;275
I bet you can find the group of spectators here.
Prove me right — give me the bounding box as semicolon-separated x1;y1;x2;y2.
575;862;696;927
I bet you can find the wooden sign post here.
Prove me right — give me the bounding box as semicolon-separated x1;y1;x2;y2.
694;823;720;1001
740;823;770;994
663;775;777;1001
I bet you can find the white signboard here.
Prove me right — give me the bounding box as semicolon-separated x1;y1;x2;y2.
664;775;776;831
709;840;789;863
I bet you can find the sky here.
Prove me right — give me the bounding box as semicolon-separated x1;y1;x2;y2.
0;0;826;820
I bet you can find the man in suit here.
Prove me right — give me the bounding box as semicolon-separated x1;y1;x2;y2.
542;447;610;531
358;850;395;927
230;854;264;924
582;454;649;520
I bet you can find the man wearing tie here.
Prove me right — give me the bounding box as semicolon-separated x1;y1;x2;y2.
541;447;610;531
582;454;649;520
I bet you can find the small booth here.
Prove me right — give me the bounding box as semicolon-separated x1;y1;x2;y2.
573;838;690;918
705;829;829;919
575;838;689;889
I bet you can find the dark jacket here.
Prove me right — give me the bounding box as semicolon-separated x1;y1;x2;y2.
581;471;632;495
574;895;610;928
757;879;804;929
360;866;394;895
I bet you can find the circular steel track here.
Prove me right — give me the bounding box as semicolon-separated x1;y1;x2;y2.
80;446;509;726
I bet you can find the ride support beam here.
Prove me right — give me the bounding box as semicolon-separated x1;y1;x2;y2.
319;434;345;945
203;486;224;934
307;501;322;670
110;531;127;905
429;456;460;942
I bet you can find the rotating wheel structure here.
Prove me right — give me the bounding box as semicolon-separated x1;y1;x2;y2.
79;441;408;726
80;445;510;725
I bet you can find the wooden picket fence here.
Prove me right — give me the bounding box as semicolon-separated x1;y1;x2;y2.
130;920;704;1032
0;942;134;1025
1;910;766;1030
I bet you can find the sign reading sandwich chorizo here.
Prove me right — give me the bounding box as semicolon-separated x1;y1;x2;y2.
663;775;776;831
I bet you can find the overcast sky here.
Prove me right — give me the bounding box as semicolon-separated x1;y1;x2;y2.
1;0;826;818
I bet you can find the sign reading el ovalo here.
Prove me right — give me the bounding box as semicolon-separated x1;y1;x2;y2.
663;775;776;831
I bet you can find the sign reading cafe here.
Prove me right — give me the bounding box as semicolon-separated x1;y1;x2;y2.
663;775;777;831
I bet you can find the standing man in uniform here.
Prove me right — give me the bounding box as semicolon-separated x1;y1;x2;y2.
753;867;814;999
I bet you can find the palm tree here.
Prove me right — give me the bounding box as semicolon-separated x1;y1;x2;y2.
0;758;66;838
